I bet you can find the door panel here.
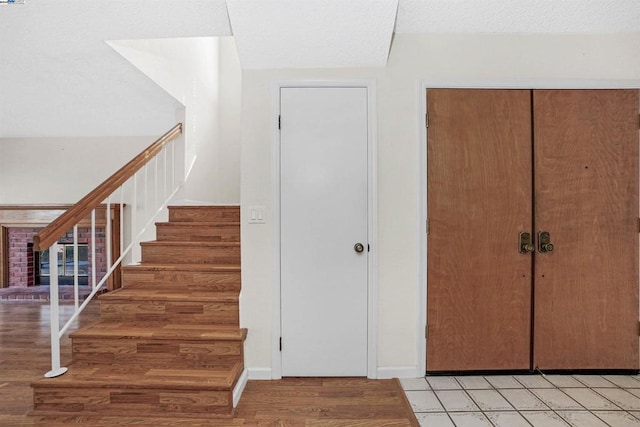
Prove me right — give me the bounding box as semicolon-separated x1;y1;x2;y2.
533;90;639;370
427;89;533;372
280;87;368;376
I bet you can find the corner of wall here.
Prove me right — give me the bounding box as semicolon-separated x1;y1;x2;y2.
247;367;273;380
377;366;423;379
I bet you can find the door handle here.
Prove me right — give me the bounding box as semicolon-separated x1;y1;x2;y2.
519;232;534;253
354;243;365;253
538;231;554;253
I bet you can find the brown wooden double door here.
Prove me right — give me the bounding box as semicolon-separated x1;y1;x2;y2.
427;89;639;372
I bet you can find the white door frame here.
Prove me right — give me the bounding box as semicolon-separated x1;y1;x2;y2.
272;81;378;379
418;79;640;377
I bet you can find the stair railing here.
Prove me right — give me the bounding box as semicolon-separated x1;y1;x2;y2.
33;123;184;378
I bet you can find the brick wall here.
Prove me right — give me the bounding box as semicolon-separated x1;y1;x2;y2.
7;227;106;288
7;228;39;287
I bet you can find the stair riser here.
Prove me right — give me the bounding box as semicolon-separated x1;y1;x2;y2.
33;388;232;416
72;339;243;368
156;224;240;243
169;207;240;223
141;245;240;265
100;301;239;325
122;270;241;292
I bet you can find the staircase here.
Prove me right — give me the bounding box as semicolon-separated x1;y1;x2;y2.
31;205;247;418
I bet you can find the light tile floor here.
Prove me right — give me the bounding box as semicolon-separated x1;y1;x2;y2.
401;374;640;427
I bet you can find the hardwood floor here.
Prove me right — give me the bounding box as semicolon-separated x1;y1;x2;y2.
235;378;418;426
0;301;100;426
0;301;417;426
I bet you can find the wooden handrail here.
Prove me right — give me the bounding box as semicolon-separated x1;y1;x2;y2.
33;123;183;251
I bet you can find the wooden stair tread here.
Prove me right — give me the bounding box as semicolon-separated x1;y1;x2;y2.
122;263;241;272
33;363;243;390
156;222;240;227
169;205;239;210
155;221;240;243
100;288;238;302
71;322;247;341
141;241;240;248
168;206;240;223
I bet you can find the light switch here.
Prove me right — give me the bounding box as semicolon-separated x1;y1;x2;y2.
249;206;266;224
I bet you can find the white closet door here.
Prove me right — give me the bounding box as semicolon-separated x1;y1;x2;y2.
280;87;368;376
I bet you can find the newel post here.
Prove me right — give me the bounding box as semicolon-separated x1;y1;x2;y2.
44;242;68;378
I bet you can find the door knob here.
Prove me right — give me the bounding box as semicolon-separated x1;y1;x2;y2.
538;231;554;253
519;232;534;253
354;243;365;253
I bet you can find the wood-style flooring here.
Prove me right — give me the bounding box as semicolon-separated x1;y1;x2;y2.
0;301;418;426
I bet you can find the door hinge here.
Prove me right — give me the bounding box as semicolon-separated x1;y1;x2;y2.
637;321;640;336
425;324;429;340
426;219;430;235
279;337;282;351
425;113;429;128
637;218;640;233
278;115;281;130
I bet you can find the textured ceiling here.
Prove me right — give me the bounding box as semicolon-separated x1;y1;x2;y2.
226;0;640;68
2;0;640;137
227;0;398;69
396;0;640;33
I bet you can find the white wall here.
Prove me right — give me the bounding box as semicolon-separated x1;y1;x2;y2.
216;38;243;203
0;0;230;138
240;32;640;379
0;136;153;204
108;37;241;204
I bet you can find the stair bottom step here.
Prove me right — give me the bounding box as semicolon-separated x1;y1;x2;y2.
33;385;234;417
30;413;237;424
32;363;243;417
33;364;242;390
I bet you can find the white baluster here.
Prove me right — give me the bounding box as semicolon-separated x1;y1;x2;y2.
120;186;124;258
132;173;138;263
106;198;112;270
73;225;78;312
154;156;159;211
91;209;96;289
163;146;168;200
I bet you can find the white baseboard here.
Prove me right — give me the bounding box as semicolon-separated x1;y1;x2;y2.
248;367;273;380
247;366;419;380
377;366;422;379
233;368;249;407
